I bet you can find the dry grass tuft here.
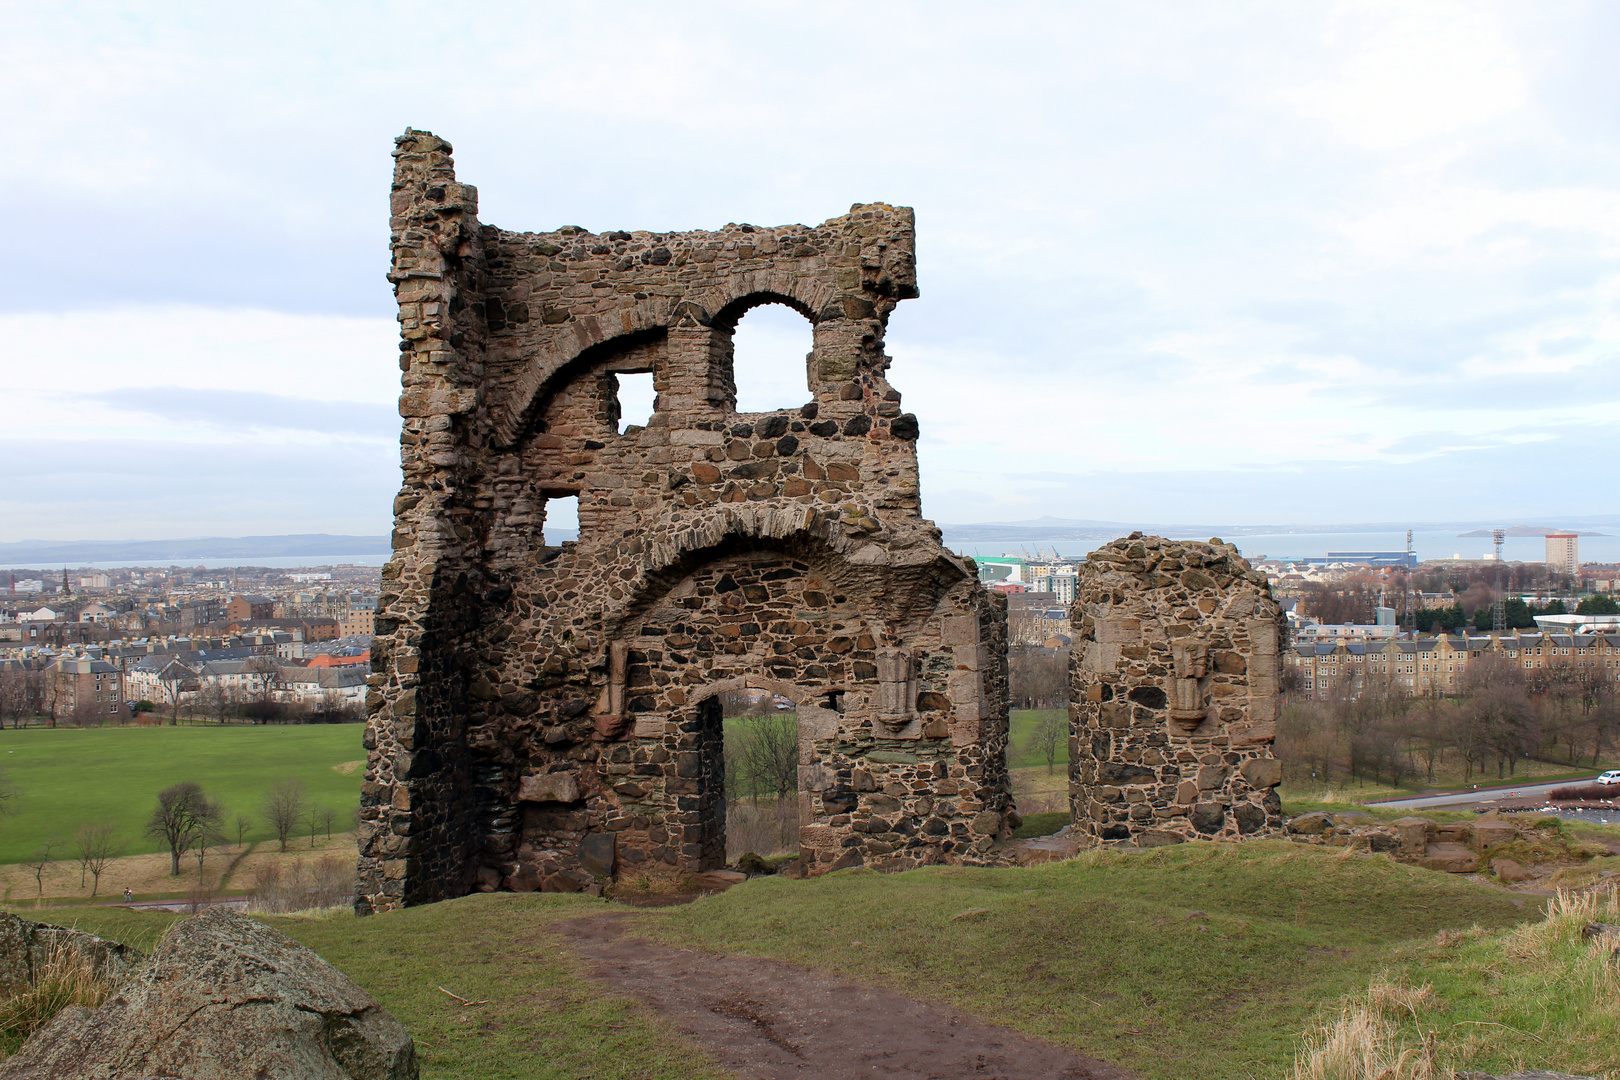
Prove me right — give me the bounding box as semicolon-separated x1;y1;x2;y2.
0;939;116;1058
1294;885;1620;1080
1288;981;1439;1080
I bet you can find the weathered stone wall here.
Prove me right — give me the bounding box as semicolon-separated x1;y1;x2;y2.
358;129;1013;913
1068;534;1284;846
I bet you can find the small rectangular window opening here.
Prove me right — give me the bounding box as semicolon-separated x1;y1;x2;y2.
616;372;656;433
544;495;580;545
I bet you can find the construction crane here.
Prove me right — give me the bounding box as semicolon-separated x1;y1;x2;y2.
1492;528;1507;633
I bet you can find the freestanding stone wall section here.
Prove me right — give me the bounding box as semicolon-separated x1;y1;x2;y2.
357;129;1013;913
1068;534;1285;846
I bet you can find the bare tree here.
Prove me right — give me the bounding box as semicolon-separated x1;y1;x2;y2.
318;806;337;839
73;821;122;898
145;782;222;876
1026;712;1064;774
1459;654;1536;779
192;816;225;874
25;837;60;898
263;777;307;853
243;656;280;708
0;664;30;729
742;713;798;800
156;661;198;725
1010;646;1069;710
235;812;253;849
194;679;235;724
40;672;64;728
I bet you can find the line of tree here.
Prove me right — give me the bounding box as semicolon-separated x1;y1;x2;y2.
1276;654;1619;788
1010;645;1068;710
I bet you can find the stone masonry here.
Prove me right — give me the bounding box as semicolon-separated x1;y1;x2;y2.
357;130;1013;913
1069;534;1285;845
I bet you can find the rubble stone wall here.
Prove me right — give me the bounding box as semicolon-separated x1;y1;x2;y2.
1068;535;1285;846
358;129;1013;913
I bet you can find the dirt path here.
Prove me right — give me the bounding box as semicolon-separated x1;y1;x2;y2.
559;914;1134;1080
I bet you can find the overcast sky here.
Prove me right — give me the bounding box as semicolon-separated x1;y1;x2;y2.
4;1;1616;540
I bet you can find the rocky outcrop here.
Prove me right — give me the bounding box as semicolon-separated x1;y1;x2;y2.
1285;810;1560;875
0;911;142;996
0;908;416;1080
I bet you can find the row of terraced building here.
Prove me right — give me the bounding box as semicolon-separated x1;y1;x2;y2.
1286;630;1620;699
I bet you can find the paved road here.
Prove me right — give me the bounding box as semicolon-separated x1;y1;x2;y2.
1374;777;1603;810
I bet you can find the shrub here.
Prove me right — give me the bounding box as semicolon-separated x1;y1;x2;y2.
1547;784;1620;802
248;855;352;914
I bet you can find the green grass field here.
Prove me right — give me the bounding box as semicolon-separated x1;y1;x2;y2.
0;726;365;865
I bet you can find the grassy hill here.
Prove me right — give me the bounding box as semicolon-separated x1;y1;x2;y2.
0;725;365;865
17;841;1579;1079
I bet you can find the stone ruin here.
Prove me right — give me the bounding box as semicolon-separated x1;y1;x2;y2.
357;130;1015;913
1068;535;1285;846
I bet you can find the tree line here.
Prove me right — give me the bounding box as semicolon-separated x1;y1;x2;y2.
1;774;347;901
1276;655;1620;789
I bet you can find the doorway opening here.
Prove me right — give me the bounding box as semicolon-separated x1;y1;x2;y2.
713;688;800;865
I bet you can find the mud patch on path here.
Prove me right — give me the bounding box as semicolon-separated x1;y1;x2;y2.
559;914;1134;1080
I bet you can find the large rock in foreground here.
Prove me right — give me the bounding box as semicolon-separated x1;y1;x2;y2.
0;908;416;1080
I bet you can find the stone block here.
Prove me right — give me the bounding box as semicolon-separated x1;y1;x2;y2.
518;772;580;803
579;832;617;878
1227;722;1275;746
1238;757;1281;789
1490;857;1529;882
1419;842;1479;873
1389;817;1433;856
1471;814;1518;853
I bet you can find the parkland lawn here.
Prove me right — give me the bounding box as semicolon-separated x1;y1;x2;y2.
0;725;365;865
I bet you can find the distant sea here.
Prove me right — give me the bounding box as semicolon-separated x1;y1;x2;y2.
2;527;1614;572
0;554;392;571
950;529;1620;566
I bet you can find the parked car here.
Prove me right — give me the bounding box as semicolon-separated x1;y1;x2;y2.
1597;770;1620;785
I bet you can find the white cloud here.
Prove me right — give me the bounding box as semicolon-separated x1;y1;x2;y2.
0;2;1616;537
1286;0;1527;151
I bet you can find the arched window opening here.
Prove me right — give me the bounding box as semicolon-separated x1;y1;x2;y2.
731;303;813;414
614;371;656;433
542;494;579;545
715;688;800;865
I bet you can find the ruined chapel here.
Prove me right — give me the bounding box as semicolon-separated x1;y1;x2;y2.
356;130;1016;913
358;130;1284;913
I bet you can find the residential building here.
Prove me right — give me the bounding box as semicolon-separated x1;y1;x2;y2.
47;656;125;718
1286;630;1620;700
338;597;376;638
225;594;276;623
1546;534;1580;575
